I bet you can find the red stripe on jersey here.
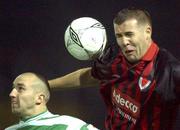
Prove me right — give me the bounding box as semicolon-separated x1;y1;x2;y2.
152;104;161;130
141;112;148;130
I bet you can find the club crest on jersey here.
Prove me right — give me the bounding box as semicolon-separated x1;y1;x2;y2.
138;76;151;90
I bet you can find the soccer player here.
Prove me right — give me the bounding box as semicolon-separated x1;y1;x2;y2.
5;72;98;130
49;8;180;129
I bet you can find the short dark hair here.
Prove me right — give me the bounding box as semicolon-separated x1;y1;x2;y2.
35;73;51;93
34;73;51;102
113;7;152;27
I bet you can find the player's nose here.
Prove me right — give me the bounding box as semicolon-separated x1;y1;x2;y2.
121;36;130;47
9;88;17;98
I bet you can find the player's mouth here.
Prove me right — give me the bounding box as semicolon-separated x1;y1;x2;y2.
11;100;17;104
125;50;135;55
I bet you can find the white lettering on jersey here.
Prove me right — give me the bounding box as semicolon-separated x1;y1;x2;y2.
112;88;140;119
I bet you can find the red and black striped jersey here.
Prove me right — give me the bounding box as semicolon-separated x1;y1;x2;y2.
91;42;180;130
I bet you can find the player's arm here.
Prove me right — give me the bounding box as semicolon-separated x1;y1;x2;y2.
48;67;99;90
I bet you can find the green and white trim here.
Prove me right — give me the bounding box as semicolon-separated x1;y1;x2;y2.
5;111;99;130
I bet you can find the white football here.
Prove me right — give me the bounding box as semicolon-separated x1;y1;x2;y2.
64;17;107;60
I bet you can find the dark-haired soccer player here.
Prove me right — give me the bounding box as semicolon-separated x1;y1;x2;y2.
49;8;180;130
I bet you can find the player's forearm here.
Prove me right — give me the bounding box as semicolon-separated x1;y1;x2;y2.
48;67;99;90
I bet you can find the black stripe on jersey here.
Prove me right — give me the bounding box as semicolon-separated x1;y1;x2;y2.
116;62;123;77
121;66;139;129
128;69;136;81
126;121;133;130
147;97;154;130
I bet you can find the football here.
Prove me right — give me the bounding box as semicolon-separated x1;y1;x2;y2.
64;17;107;60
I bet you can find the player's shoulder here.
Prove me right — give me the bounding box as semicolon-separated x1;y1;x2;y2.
59;115;99;130
58;115;86;123
158;48;180;66
158;48;180;76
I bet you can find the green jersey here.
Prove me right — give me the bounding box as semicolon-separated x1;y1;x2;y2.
5;111;99;130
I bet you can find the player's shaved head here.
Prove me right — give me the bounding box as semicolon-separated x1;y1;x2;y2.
14;72;50;103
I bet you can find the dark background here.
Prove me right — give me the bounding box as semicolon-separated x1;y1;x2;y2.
0;0;180;129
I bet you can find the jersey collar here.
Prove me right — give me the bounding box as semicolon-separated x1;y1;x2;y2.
141;42;159;61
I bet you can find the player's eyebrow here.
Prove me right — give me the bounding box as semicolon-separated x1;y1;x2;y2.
12;83;25;88
125;31;134;34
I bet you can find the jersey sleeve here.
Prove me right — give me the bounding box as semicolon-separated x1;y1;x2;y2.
91;44;119;80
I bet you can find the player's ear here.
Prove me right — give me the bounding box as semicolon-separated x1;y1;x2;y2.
36;94;45;105
145;25;152;37
145;25;152;40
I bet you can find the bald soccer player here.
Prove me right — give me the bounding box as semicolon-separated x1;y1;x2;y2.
5;72;98;130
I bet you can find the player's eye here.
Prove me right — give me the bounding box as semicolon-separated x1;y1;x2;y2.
125;32;134;37
17;86;25;92
115;33;122;38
